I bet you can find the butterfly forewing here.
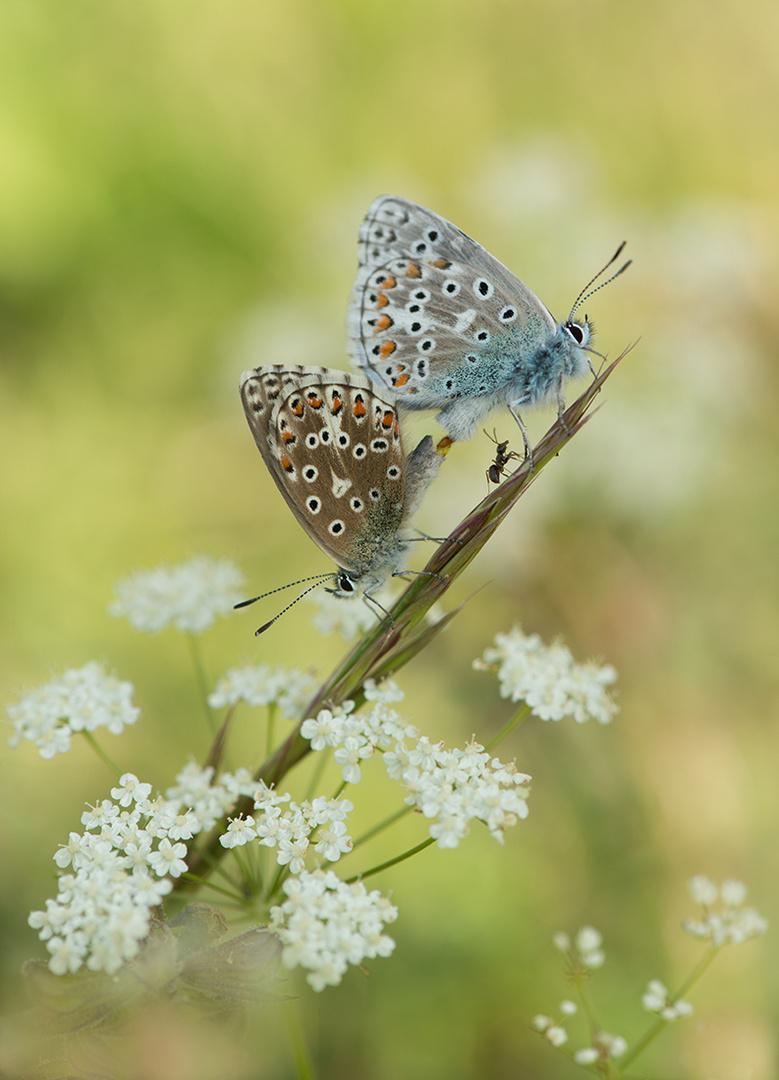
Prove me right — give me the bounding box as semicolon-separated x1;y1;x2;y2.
348;196;558;406
240;365;407;576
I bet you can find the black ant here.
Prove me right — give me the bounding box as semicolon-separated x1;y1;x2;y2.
486;430;521;486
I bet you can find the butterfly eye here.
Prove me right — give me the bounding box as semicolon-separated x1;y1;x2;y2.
566;322;587;345
337;572;356;593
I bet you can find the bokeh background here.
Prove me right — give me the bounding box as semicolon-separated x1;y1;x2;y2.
1;1;777;1077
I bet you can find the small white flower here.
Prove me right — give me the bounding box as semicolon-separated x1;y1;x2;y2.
301;707;349;751
314;820;353;862
111;774;153;807
559;1000;577;1015
597;1032;627;1058
545;1025;568;1047
688;874;718;905
576;926;603;954
721;879;748;906
147;838;188;878
642;979;669;1012
334;735;374;784
475;625;618;724
573;1048;599;1065
109;555;245;634
219;815;257;848
552;931;571;952
531;1014;552;1032
7;663;140;758
276;836;310;875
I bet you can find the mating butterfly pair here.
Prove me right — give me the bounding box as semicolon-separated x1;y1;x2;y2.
239;197;628;629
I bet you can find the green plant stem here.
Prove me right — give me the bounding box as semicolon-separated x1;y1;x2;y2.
286;1001;317;1080
618;945;719;1071
266;703;277;759
179;873;245;903
344;836;436;883
487;702;531;751
187;633;215;735
79;731;122;777
352;806;413;849
304;749;329;801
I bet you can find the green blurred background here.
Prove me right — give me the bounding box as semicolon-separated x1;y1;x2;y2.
1;0;777;1076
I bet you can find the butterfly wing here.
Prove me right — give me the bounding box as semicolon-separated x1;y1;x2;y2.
240;366;407;578
347;196;560;409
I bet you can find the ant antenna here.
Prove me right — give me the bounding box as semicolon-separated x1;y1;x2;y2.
568;242;632;324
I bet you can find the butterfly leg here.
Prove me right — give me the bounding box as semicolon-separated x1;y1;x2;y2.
508;402;534;469
555;375;572;436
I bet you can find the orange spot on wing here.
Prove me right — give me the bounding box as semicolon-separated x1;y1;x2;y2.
354;398;367;417
292;400;304;416
378;275;396;289
331;394;343;414
375;292;389;308
406;262;422;278
282;431;295;444
393;372;410;387
393;420;399;438
431;258;451;269
374;314;392;332
307;393;322;408
382;410;395;429
378;341;397;359
281;455;293;472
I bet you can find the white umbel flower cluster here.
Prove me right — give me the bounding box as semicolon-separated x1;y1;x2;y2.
109;555;245;634
28;766;258;976
683;875;767;946
7;662;140;758
300;686;531;848
642;979;694;1021
220;786;354;871
208;664;318;720
552;925;605;969
475;625;618;724
270;869;397;991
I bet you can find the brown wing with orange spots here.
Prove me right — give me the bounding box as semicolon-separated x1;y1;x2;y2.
240;366;407;575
